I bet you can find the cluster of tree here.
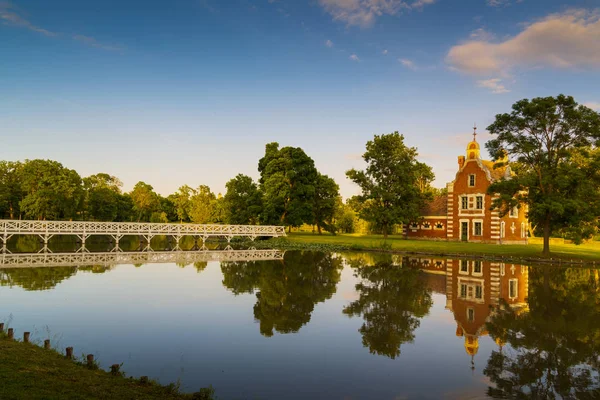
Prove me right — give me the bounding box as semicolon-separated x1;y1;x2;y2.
0;143;344;231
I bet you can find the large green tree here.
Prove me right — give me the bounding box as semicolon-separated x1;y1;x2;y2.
223;174;263;225
346;132;434;238
343;260;433;359
19;159;84;220
312;173;340;234
258;143;318;228
171;185;195;223
486;95;600;256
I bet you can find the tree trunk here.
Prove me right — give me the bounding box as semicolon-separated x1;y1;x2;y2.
383;225;388;241
542;215;551;257
317;225;322;235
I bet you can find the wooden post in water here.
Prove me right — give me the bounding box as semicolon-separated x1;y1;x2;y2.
23;332;30;343
7;328;14;339
86;354;94;368
44;339;50;349
66;347;73;359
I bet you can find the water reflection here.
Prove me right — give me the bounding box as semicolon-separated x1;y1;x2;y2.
221;251;343;336
2;249;599;398
343;260;433;359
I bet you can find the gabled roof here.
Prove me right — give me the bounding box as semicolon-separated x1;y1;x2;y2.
420;194;448;216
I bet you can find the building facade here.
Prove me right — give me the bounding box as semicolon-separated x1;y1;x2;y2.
404;131;528;244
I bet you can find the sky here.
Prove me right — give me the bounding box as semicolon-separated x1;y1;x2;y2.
1;0;600;199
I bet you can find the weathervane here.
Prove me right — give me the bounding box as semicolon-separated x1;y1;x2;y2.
473;123;477;141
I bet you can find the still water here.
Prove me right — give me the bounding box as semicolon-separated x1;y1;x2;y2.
1;249;599;399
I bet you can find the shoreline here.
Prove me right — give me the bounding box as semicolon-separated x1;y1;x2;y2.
248;234;600;267
0;330;215;400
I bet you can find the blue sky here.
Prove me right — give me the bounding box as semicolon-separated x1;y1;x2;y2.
1;0;599;198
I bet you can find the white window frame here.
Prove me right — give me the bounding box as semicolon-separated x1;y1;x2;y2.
472;219;484;237
459;259;469;275
509;206;518;218
461;196;468;210
472;260;483;277
467;307;475;322
520;222;526;238
468;174;476;187
500;222;505;238
458;277;485;304
476;196;483;210
459;219;470;241
509;279;518;299
458;194;485;216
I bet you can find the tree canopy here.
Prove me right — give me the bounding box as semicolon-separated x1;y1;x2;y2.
346;132;434;238
486;95;600;255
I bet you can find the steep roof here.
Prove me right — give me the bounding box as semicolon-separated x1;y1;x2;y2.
480;160;511;181
420;194;448;216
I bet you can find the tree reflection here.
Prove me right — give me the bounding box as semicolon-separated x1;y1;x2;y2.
485;268;600;399
343;260;433;359
221;251;343;336
0;267;77;291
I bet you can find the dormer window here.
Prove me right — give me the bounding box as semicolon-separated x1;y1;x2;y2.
510;206;518;217
468;174;476;187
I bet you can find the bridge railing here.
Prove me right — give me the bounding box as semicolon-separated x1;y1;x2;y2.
0;220;286;237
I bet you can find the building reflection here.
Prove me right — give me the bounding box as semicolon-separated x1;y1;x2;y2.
409;257;529;367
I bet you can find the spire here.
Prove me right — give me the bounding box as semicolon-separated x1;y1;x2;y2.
467;124;481;160
473;123;477;142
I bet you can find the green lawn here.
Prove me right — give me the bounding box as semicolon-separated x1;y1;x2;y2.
0;334;213;400
282;232;600;262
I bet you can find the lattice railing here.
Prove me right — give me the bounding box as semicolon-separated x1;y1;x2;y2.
0;249;285;269
0;220;286;237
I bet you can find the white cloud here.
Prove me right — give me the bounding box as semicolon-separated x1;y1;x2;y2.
584;102;600;111
0;2;56;36
399;58;417;70
382;49;388;55
325;39;334;47
73;35;123;52
487;0;522;7
0;2;123;52
477;78;510;94
317;0;434;27
349;54;360;61
447;9;600;75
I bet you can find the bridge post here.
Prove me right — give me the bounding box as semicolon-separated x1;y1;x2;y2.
38;233;54;253
76;234;90;253
111;234;123;252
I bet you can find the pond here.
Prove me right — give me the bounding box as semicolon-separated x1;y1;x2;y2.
1;249;599;399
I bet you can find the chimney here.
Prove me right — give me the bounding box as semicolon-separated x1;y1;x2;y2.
458;155;465;169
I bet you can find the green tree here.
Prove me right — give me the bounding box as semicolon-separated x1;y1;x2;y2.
171;185;195;223
343;260;433;359
346;132;434;239
158;195;178;222
486;95;600;256
0;267;78;291
484;267;600;399
258;143;318;228
82;173;123;221
115;193;134;222
312;173;340;234
189;185;216;224
130;181;160;222
19;159;84;220
223;174;263;225
0;161;23;219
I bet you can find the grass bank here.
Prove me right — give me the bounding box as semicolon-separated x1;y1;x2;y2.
0;332;214;400
254;232;600;264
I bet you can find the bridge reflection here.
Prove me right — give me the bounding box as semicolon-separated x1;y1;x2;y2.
0;248;285;269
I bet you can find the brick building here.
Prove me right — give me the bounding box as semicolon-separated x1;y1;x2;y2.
404;130;529;244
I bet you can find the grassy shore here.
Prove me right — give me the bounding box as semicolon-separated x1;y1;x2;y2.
260;232;600;263
0;333;213;400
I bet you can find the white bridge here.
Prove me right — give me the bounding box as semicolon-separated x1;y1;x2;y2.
0;220;286;253
0;249;286;269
